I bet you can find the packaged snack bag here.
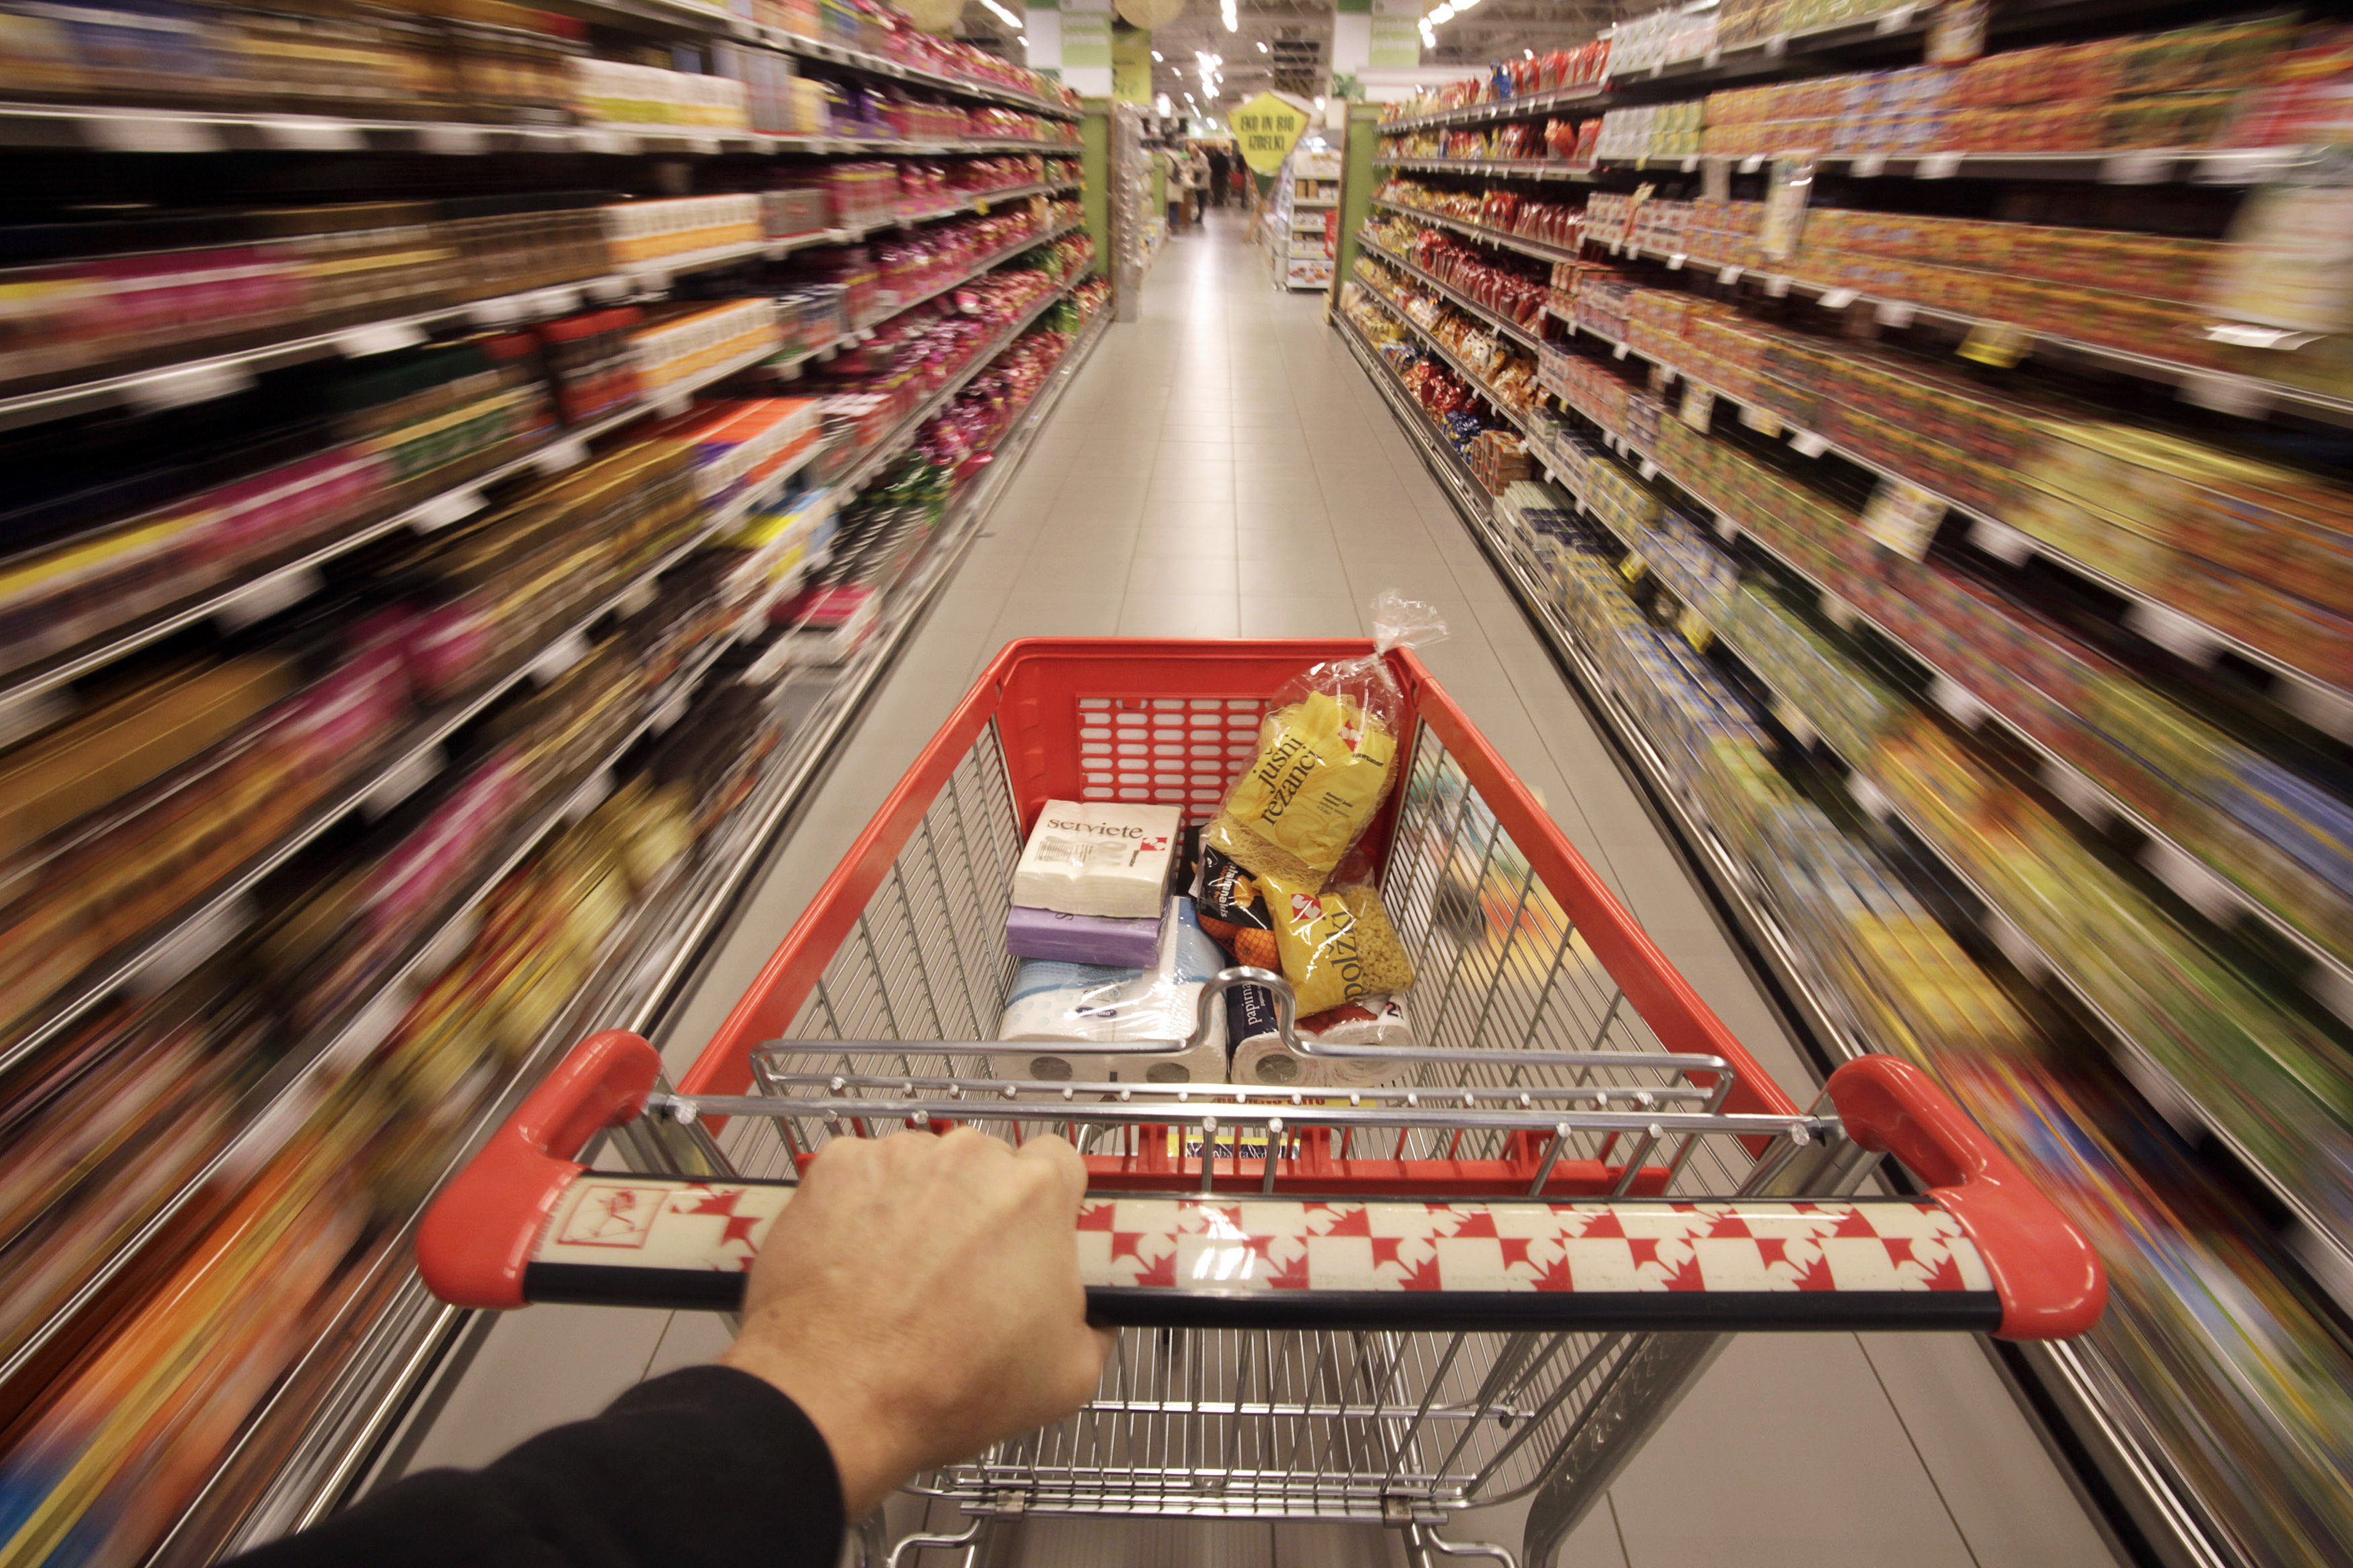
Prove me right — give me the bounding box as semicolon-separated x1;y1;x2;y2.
1259;870;1416;1016
1204;591;1444;884
1195;845;1279;968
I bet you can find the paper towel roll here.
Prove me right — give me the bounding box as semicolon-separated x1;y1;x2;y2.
1318;1050;1412;1090
1232;1034;1319;1087
1104;1036;1230;1085
986;1049;1117;1087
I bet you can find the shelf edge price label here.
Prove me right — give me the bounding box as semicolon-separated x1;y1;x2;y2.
1847;775;1894;820
1915;151;1962;179
213;564;325;631
1927;674;1988;728
1874;299;1917;328
1860;476;1944;559
2125;600;2225;664
1619;553;1648;586
2141;837;2242;925
1788;429;1829;458
2040;756;2111;826
1678;382;1714;434
1969;515;2036;565
1958;320;2032;368
1850;153;1886;178
1739;402;1783;438
2100;149;2171;185
1817;287;1858;310
411;485;483;533
1982;912;2048;984
1676;606;1714;653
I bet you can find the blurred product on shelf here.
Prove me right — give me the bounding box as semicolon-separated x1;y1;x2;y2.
602;195;763;270
0;0;1078;121
0;198;608;397
0;0;1101;1556
0;337;557;680
1347;19;2353;1544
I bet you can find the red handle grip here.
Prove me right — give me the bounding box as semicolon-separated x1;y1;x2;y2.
1824;1055;2104;1340
417;1030;664;1309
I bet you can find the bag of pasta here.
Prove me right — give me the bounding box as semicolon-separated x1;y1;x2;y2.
1259;867;1415;1016
1204;590;1445;885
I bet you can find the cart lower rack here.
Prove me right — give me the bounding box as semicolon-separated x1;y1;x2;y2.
422;640;2103;1567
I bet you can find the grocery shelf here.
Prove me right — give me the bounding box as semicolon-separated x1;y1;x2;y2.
1338;303;1880;1073
1590;231;2353;434
0;339;801;1085
1524;362;2353;1317
182;302;1114;1566
1353;218;2353;1316
1372;3;1941;134
1337;302;2272;1568
0;335;781;749
0;543;772;1401
1378;156;1596;184
0;272;632;435
0;99;1080;156
1370;198;1584;265
804;178;1080;247
1385;146;2315;190
1544;342;2353;1025
613;237;774;289
558;0;1081;118
826;274;1083;499
1620;145;2313;186
1358;233;1547;354
1349;280;1541;444
756;30;1082;118
1551;305;2353;744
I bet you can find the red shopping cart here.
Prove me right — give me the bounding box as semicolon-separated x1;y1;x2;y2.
420;639;2102;1567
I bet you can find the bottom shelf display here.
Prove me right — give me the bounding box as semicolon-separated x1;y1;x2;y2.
1336;292;2353;1568
0;275;1113;1568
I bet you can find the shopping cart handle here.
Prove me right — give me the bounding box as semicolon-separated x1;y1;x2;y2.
417;1030;664;1311
1823;1056;2105;1340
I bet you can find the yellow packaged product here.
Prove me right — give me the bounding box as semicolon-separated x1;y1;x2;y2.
1207;690;1398;882
1203;589;1443;884
1261;871;1415;1016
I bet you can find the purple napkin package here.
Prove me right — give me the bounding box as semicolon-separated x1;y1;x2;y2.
1005;904;1163;966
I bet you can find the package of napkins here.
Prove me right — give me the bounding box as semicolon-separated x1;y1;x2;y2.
996;897;1230;1083
1010;799;1179;919
1004;905;1162;966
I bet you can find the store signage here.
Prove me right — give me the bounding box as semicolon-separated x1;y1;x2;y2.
1234;92;1310;176
1112;28;1153;103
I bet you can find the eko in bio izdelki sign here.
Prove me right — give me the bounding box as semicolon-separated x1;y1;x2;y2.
1232;92;1310;177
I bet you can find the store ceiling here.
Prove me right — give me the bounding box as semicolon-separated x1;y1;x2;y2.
954;0;1637;108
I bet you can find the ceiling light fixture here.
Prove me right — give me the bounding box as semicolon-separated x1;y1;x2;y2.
1254;39;1267;50
978;0;1021;28
1151;49;1162;59
1220;0;1236;31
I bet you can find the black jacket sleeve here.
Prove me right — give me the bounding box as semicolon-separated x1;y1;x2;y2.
227;1365;844;1568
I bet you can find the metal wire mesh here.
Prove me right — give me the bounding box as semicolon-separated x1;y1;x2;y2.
714;714;1782;1520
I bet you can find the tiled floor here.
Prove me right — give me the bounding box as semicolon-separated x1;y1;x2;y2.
396;212;2125;1568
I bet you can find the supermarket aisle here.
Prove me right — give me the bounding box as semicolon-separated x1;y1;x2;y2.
397;211;2122;1568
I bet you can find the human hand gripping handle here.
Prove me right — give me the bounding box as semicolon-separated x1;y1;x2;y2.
717;1128;1115;1518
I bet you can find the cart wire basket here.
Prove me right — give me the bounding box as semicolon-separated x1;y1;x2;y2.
421;640;2104;1568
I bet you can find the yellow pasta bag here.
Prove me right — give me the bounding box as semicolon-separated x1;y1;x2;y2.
1207;690;1396;882
1203;591;1443;884
1260;871;1416;1016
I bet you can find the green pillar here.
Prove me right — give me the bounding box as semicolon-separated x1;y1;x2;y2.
1331;102;1381;316
1081;98;1113;278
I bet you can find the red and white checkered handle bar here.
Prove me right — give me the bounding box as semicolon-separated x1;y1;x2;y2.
416;1034;2104;1339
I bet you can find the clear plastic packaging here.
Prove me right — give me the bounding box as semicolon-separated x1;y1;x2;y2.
1203;590;1445;885
1258;867;1416;1016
